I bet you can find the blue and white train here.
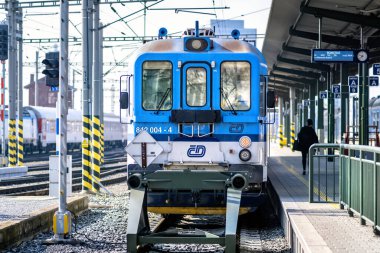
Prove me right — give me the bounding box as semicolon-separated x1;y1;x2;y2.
122;24;273;216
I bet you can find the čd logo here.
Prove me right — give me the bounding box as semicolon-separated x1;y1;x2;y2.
187;145;206;157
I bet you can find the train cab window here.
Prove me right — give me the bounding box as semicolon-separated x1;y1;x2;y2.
142;61;172;111
220;62;250;111
186;67;206;106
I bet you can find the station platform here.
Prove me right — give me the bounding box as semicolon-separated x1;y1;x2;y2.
268;145;380;252
0;194;89;250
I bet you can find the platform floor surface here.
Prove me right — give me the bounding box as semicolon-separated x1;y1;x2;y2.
0;196;58;222
269;145;380;252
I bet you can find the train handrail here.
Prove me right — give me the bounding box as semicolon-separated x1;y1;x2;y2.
309;143;380;233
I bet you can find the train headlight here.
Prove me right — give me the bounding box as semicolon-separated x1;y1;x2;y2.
191;39;202;50
239;136;251;148
239;149;251;162
184;38;210;51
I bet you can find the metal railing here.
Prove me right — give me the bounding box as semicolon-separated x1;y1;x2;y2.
309;144;340;203
309;143;380;233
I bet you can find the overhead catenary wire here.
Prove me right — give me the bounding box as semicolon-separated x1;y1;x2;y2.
110;4;141;40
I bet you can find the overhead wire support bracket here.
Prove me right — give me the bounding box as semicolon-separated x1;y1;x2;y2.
23;35;182;44
99;0;164;30
148;7;229;10
0;0;157;9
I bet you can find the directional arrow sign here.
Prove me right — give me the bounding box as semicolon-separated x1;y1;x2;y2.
369;76;379;86
319;91;328;99
334;93;341;99
350;86;358;93
374;63;380;75
332;84;340;94
348;76;358;86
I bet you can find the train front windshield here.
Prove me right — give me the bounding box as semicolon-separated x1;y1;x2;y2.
142;61;172;111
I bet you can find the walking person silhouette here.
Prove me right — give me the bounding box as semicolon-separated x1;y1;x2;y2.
297;119;319;175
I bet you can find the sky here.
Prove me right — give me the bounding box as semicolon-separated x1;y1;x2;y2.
0;0;273;113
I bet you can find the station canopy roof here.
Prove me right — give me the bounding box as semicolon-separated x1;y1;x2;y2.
262;0;380;91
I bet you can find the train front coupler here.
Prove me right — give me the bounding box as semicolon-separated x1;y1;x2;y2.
126;170;248;253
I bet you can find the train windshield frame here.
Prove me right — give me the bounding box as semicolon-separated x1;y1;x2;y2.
220;61;251;111
142;61;173;111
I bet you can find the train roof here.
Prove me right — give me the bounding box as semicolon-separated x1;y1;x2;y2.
133;38;267;65
25;106;82;121
24;106;120;122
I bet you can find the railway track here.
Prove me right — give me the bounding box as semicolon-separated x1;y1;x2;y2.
144;215;263;253
22;148;125;163
0;156;128;196
27;155;126;172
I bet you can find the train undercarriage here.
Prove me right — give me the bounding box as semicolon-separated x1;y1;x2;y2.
126;168;267;253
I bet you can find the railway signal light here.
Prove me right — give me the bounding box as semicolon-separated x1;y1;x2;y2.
42;52;59;87
0;25;8;61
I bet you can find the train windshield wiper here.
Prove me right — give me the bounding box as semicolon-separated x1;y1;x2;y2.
154;88;171;115
220;87;237;115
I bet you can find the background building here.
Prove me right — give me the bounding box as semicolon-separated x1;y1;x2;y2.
210;19;257;46
25;74;74;108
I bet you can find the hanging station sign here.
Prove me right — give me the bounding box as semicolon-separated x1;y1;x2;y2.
312;49;369;63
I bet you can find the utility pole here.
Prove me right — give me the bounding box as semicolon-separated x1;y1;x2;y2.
359;27;369;145
143;1;146;37
99;25;104;165
7;0;17;167
88;0;94;192
111;83;115;114
35;51;39;106
17;8;23;166
51;0;72;242
91;0;101;192
82;0;92;192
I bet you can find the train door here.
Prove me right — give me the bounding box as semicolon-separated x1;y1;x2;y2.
181;63;211;137
182;63;210;110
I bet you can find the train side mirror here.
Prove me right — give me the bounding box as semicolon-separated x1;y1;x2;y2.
120;92;129;109
267;90;275;108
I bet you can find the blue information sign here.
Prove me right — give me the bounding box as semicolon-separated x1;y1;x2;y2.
332;84;340;94
350;86;358;93
312;49;354;62
369;76;379;87
50;86;59;92
348;76;358;86
334;93;341;99
319;91;328;99
374;64;380;75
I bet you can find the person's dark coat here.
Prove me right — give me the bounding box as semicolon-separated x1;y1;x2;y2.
298;126;319;153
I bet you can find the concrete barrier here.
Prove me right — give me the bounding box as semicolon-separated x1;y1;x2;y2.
0;166;28;179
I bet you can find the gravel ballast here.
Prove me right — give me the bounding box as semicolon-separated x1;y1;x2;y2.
5;182;290;253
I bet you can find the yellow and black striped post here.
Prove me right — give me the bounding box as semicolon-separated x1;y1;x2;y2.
8;119;17;166
91;115;101;192
279;124;284;148
291;122;295;151
17;119;23;166
82;115;92;191
100;123;104;165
